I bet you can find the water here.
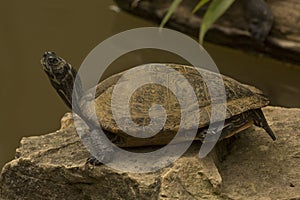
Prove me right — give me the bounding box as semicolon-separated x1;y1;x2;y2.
0;0;299;168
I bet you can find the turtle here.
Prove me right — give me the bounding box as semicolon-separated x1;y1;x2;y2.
241;0;274;41
41;51;276;165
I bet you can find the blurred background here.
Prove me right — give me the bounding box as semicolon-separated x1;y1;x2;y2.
0;0;299;168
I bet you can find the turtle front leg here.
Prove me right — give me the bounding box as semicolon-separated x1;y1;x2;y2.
84;129;115;166
241;0;273;41
73;114;115;166
87;156;103;166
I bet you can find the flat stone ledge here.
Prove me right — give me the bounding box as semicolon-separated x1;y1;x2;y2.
0;106;299;199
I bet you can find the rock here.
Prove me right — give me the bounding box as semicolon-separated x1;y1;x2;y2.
220;107;300;200
0;106;300;199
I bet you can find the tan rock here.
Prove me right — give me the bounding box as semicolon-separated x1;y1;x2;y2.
0;106;299;199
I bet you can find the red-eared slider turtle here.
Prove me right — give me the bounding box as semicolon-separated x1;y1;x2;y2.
41;52;276;165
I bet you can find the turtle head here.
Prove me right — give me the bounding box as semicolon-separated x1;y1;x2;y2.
248;14;273;42
41;51;80;109
41;51;74;82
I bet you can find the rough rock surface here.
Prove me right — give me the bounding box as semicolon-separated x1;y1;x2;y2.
0;107;299;199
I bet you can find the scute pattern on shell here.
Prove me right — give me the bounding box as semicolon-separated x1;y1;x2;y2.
90;64;269;138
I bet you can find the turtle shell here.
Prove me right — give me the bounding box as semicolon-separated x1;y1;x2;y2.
85;64;269;146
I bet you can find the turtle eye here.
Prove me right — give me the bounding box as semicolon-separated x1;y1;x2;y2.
47;57;60;66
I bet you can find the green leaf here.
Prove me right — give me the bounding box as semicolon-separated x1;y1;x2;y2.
192;0;211;14
160;0;183;28
199;0;235;44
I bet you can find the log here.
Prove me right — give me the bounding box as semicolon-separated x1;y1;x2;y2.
114;0;300;65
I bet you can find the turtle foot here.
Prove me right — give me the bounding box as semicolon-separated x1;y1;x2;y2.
86;156;103;166
86;154;113;166
86;148;114;166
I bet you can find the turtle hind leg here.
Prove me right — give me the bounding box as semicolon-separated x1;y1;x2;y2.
251;109;276;140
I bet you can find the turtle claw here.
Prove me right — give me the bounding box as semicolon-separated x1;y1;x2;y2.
86;155;112;166
86;156;103;166
86;149;114;166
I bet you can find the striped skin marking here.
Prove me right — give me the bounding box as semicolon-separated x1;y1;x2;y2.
224;121;254;139
58;89;72;109
253;109;264;127
202;108;276;142
41;52;115;165
218;111;253;140
218;109;276;141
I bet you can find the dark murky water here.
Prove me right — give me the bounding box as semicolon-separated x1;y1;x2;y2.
0;0;299;168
